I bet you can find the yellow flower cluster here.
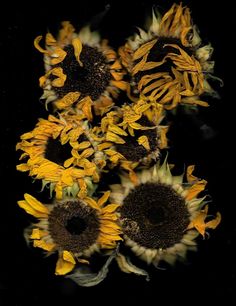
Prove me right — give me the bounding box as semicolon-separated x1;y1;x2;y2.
16;3;221;286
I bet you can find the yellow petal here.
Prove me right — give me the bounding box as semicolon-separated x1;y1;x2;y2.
98;191;111;207
83;197;100;210
187;206;221;237
54;92;81;110
61;169;74;185
39;75;47;88
133;39;157;60
100;224;121;235
102;204;120;214
33;239;55;251
159;126;168;149
97;142;113;150
108;125;128;136
18;193;49;217
99;232;122;242
45;33;57;45
111;80;128;91
64;157;74;168
106;131;125;144
129;170;139;185
58;21;75;44
132;54;148;75
20;132;34;140
140;59;166;71
63;250;76;264
129;122;147;130
50;47;67;65
34;36;48;54
183;98;209;107
186;180;207;200
142;78;168;95
16;164;30;172
80;148;94;159
30;228;48;239
55;251;76;275
137;135;150;151
17;200;45;218
110;60;122;70
205;212;221;230
76;141;91;151
55;184;63;200
77;96;93;121
72;37;83;66
51;68;67;87
100;220;121;230
187;165;197;183
111;71;124;81
180;89;195;97
128;126;134;137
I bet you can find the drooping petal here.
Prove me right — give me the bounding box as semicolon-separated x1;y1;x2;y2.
17;194;49;218
72;37;83;66
116;253;149;280
186;179;207;200
55;251;76;275
97;191;111;207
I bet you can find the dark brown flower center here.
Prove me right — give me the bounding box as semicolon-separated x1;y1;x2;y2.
66;215;87;235
120;182;189;249
53;44;112;101
115;116;158;162
48;200;100;253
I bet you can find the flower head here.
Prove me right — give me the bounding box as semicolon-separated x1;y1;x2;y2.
17;192;122;275
35;21;127;116
119;3;220;110
95;98;168;183
110;159;221;269
16;112;105;199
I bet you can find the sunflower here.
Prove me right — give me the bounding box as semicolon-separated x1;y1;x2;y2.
17;192;122;276
110;159;221;271
34;21;127;116
119;3;220;110
94;98;168;183
16;112;105;199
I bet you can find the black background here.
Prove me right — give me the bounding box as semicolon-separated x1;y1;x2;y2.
2;0;236;305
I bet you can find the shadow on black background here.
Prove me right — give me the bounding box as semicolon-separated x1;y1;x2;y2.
2;0;236;305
